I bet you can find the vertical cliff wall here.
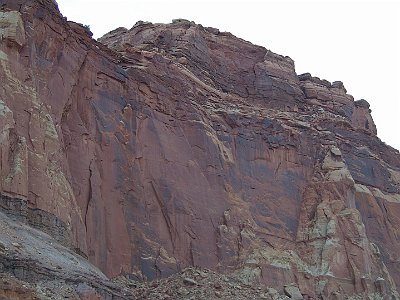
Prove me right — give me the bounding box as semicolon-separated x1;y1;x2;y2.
0;0;399;299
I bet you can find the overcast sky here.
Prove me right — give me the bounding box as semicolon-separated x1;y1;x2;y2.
56;0;400;151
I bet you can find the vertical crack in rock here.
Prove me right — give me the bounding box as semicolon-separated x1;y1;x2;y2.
85;159;93;233
150;180;176;250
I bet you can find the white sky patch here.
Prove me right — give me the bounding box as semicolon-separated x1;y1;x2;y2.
56;0;400;150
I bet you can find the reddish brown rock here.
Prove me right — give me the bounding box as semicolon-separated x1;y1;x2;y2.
0;0;399;299
351;99;377;134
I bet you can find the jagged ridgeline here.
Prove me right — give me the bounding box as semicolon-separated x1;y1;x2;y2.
0;0;399;299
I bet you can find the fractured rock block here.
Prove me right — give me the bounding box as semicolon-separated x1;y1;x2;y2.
2;135;28;198
360;275;371;292
284;285;303;299
0;11;26;48
0;100;28;199
351;99;377;134
375;277;386;294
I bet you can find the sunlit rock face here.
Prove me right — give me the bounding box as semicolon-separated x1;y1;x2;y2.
0;0;399;299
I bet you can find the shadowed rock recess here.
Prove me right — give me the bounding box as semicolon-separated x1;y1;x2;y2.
0;0;399;299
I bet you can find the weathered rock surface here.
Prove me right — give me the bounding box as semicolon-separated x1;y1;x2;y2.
0;0;399;299
0;208;133;299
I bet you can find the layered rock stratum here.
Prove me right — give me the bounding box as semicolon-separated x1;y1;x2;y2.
0;0;399;299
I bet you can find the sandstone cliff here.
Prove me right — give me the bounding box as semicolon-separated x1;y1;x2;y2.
0;0;399;299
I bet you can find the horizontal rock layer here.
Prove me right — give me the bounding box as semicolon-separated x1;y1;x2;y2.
0;0;399;299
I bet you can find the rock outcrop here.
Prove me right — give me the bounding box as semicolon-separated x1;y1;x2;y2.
0;0;399;299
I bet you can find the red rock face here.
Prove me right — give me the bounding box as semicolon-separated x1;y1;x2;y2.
0;1;400;299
